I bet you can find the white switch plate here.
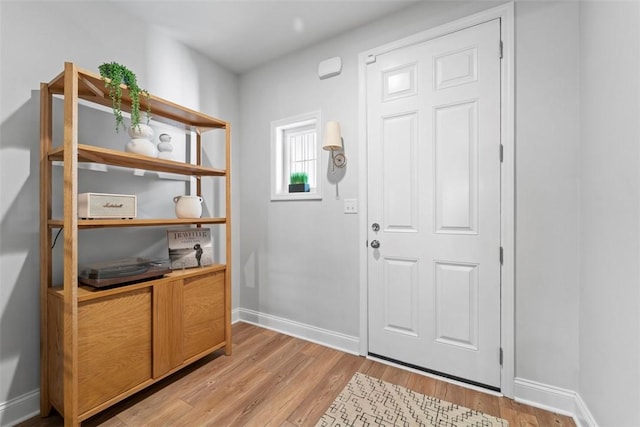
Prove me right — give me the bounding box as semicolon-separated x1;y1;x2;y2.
344;198;358;214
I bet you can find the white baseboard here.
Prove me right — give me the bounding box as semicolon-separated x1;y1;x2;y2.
514;377;598;427
236;308;360;355
0;389;39;427
573;392;599;427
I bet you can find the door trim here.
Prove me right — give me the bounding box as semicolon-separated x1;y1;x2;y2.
357;2;515;397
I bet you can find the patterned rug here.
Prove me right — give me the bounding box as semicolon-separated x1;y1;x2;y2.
316;372;508;427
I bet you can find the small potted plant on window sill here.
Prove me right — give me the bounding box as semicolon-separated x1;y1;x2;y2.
288;172;310;193
98;61;150;133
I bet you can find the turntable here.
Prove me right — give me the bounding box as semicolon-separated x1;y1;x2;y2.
78;257;171;288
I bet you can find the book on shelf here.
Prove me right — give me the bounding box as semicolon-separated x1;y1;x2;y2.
166;228;213;269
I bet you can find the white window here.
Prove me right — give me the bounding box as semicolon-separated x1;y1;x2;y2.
271;111;322;200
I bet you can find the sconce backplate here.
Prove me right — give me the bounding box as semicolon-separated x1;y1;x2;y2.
334;152;347;168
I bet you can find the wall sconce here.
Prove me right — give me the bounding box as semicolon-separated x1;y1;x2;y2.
323;121;347;171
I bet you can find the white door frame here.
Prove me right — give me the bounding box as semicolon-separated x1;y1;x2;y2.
357;2;515;397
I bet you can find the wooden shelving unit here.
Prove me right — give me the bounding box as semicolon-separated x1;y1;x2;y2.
39;62;232;426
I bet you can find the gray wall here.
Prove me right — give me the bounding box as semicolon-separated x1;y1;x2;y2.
0;1;240;422
239;0;581;396
579;2;640;426
239;0;519;338
515;0;580;390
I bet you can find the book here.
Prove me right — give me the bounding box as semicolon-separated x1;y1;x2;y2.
166;228;213;269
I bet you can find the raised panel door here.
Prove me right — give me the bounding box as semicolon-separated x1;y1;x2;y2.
367;19;502;388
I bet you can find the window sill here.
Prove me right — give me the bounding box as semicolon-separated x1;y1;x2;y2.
271;192;322;201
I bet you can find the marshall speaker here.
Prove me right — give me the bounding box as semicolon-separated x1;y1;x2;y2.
78;192;137;219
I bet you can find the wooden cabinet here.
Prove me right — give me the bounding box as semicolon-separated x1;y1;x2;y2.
40;62;232;426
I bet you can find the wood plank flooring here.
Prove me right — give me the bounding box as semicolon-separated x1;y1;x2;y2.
19;322;576;426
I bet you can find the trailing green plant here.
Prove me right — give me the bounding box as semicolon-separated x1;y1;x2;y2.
290;172;308;184
98;62;150;132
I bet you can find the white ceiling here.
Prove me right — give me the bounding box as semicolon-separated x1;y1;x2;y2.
115;0;420;74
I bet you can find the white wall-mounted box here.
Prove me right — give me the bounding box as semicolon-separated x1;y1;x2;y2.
318;56;342;79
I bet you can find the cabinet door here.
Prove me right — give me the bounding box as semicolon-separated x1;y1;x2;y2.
78;288;152;414
153;280;184;378
183;270;225;360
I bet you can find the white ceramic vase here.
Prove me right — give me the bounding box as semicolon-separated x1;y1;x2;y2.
173;195;203;218
126;138;158;157
126;117;157;157
157;133;175;160
128;122;154;140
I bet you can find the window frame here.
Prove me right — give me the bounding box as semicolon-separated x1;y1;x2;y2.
270;111;323;201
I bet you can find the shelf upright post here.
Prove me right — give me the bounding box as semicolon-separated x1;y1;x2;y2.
196;128;203;216
62;61;80;427
224;122;232;356
39;82;53;417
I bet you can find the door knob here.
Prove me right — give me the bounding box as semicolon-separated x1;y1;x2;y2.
370;240;380;249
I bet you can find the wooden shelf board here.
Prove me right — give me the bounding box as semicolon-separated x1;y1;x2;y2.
48;144;226;176
47;65;228;131
48;217;226;229
48;264;227;302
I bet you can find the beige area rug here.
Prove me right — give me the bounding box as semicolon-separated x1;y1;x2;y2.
316;372;508;427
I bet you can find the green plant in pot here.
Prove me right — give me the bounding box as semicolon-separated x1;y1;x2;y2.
289;172;310;193
98;62;150;133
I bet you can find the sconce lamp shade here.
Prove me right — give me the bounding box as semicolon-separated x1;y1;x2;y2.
323;121;343;151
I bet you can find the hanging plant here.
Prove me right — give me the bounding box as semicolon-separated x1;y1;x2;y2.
98;62;150;132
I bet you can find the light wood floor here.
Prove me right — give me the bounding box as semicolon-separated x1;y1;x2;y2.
20;322;576;426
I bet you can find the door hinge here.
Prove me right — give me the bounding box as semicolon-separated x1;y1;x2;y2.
499;347;503;366
500;144;504;162
499;246;504;265
499;40;503;59
366;54;377;65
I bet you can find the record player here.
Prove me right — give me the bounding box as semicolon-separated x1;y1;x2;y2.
78;257;171;288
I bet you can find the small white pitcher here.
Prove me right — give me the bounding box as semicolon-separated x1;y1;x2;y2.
173;195;203;218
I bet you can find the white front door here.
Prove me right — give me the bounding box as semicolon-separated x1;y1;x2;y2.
366;19;502;388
